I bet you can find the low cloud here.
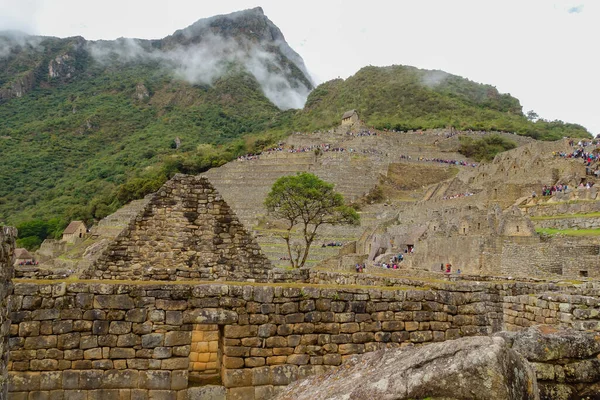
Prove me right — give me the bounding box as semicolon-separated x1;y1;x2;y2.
421;70;450;88
0;31;44;59
88;33;312;110
568;4;584;13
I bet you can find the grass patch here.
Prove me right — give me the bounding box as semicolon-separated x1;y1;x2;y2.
536;227;600;236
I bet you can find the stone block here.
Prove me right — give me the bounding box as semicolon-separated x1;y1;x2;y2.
109;321;132;335
227;387;255;400
252;366;271;386
405;321;419;331
131;389;149;400
253;286;274;303
148;390;177;400
142;333;164;348
72;360;93;369
62;391;87;400
110;348;136;359
185;386;225;400
117;333;140;347
273;347;293;356
293;323;315;334
19;321;40;337
80;369;103;389
241;337;261;347
79;335;98;350
73;320;93;332
254;385;274;400
49;390;65;400
165;311;183;326
323;354;342;365
410;331;433;343
222;369;253;388
287;354;310;365
224;325;257;339
352;332;375;343
88;389;121;400
98;335;118;347
9;371;41;391
164;331;191;347
338;343;364;355
94;295;134;310
257;323;276;338
139;371;171;390
53;321;74;334
84;348;103;360
32;309;60;321
223;345;249;357
270;365;298;386
155;299;187;311
92;321;109;335
25;336;57;350
223;356;244;369
266;356;287;365
161;358;189;370
125;309;147;323
182;309;237;324
103;369;140;389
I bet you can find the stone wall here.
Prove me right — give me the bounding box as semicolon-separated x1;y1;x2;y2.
498;326;600;400
83;174;274;282
534;216;600;230
504;290;600;332
1;227;16;400
7;280;504;400
523;199;600;217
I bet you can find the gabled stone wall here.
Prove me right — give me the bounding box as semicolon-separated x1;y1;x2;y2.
83;175;273;281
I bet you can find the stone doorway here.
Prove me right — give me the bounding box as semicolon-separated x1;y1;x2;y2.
189;323;222;386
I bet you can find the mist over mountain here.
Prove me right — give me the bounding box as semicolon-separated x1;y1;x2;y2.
0;7;313;109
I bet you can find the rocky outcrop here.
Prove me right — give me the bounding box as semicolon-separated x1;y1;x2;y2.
275;335;539;400
498;326;600;400
0;71;35;100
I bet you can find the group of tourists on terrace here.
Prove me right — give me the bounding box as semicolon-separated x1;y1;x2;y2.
442;192;474;200
346;130;378;137
416;156;478;167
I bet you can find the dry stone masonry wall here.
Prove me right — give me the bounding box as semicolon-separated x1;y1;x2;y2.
7;281;503;400
1;227;16;400
83;175;273;282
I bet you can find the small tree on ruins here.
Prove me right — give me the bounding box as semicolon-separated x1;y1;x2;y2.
265;172;359;268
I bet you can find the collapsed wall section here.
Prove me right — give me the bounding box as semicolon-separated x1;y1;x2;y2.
1;227;16;400
7;281;502;400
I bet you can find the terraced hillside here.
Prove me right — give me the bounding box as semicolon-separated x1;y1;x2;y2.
205;128;487;267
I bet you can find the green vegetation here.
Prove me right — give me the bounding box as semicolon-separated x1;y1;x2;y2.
15;219;63;250
535;228;600;236
265;173;359;268
458;134;517;161
0;35;592;233
296;65;590;140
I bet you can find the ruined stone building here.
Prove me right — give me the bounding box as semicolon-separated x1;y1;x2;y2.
341;110;359;126
61;221;87;243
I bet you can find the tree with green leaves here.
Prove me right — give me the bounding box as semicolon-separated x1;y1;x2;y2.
265;173;359;268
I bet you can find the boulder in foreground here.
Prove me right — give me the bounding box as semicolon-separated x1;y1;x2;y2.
275;336;538;400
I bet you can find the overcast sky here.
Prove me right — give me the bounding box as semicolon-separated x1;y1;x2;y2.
1;0;598;134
